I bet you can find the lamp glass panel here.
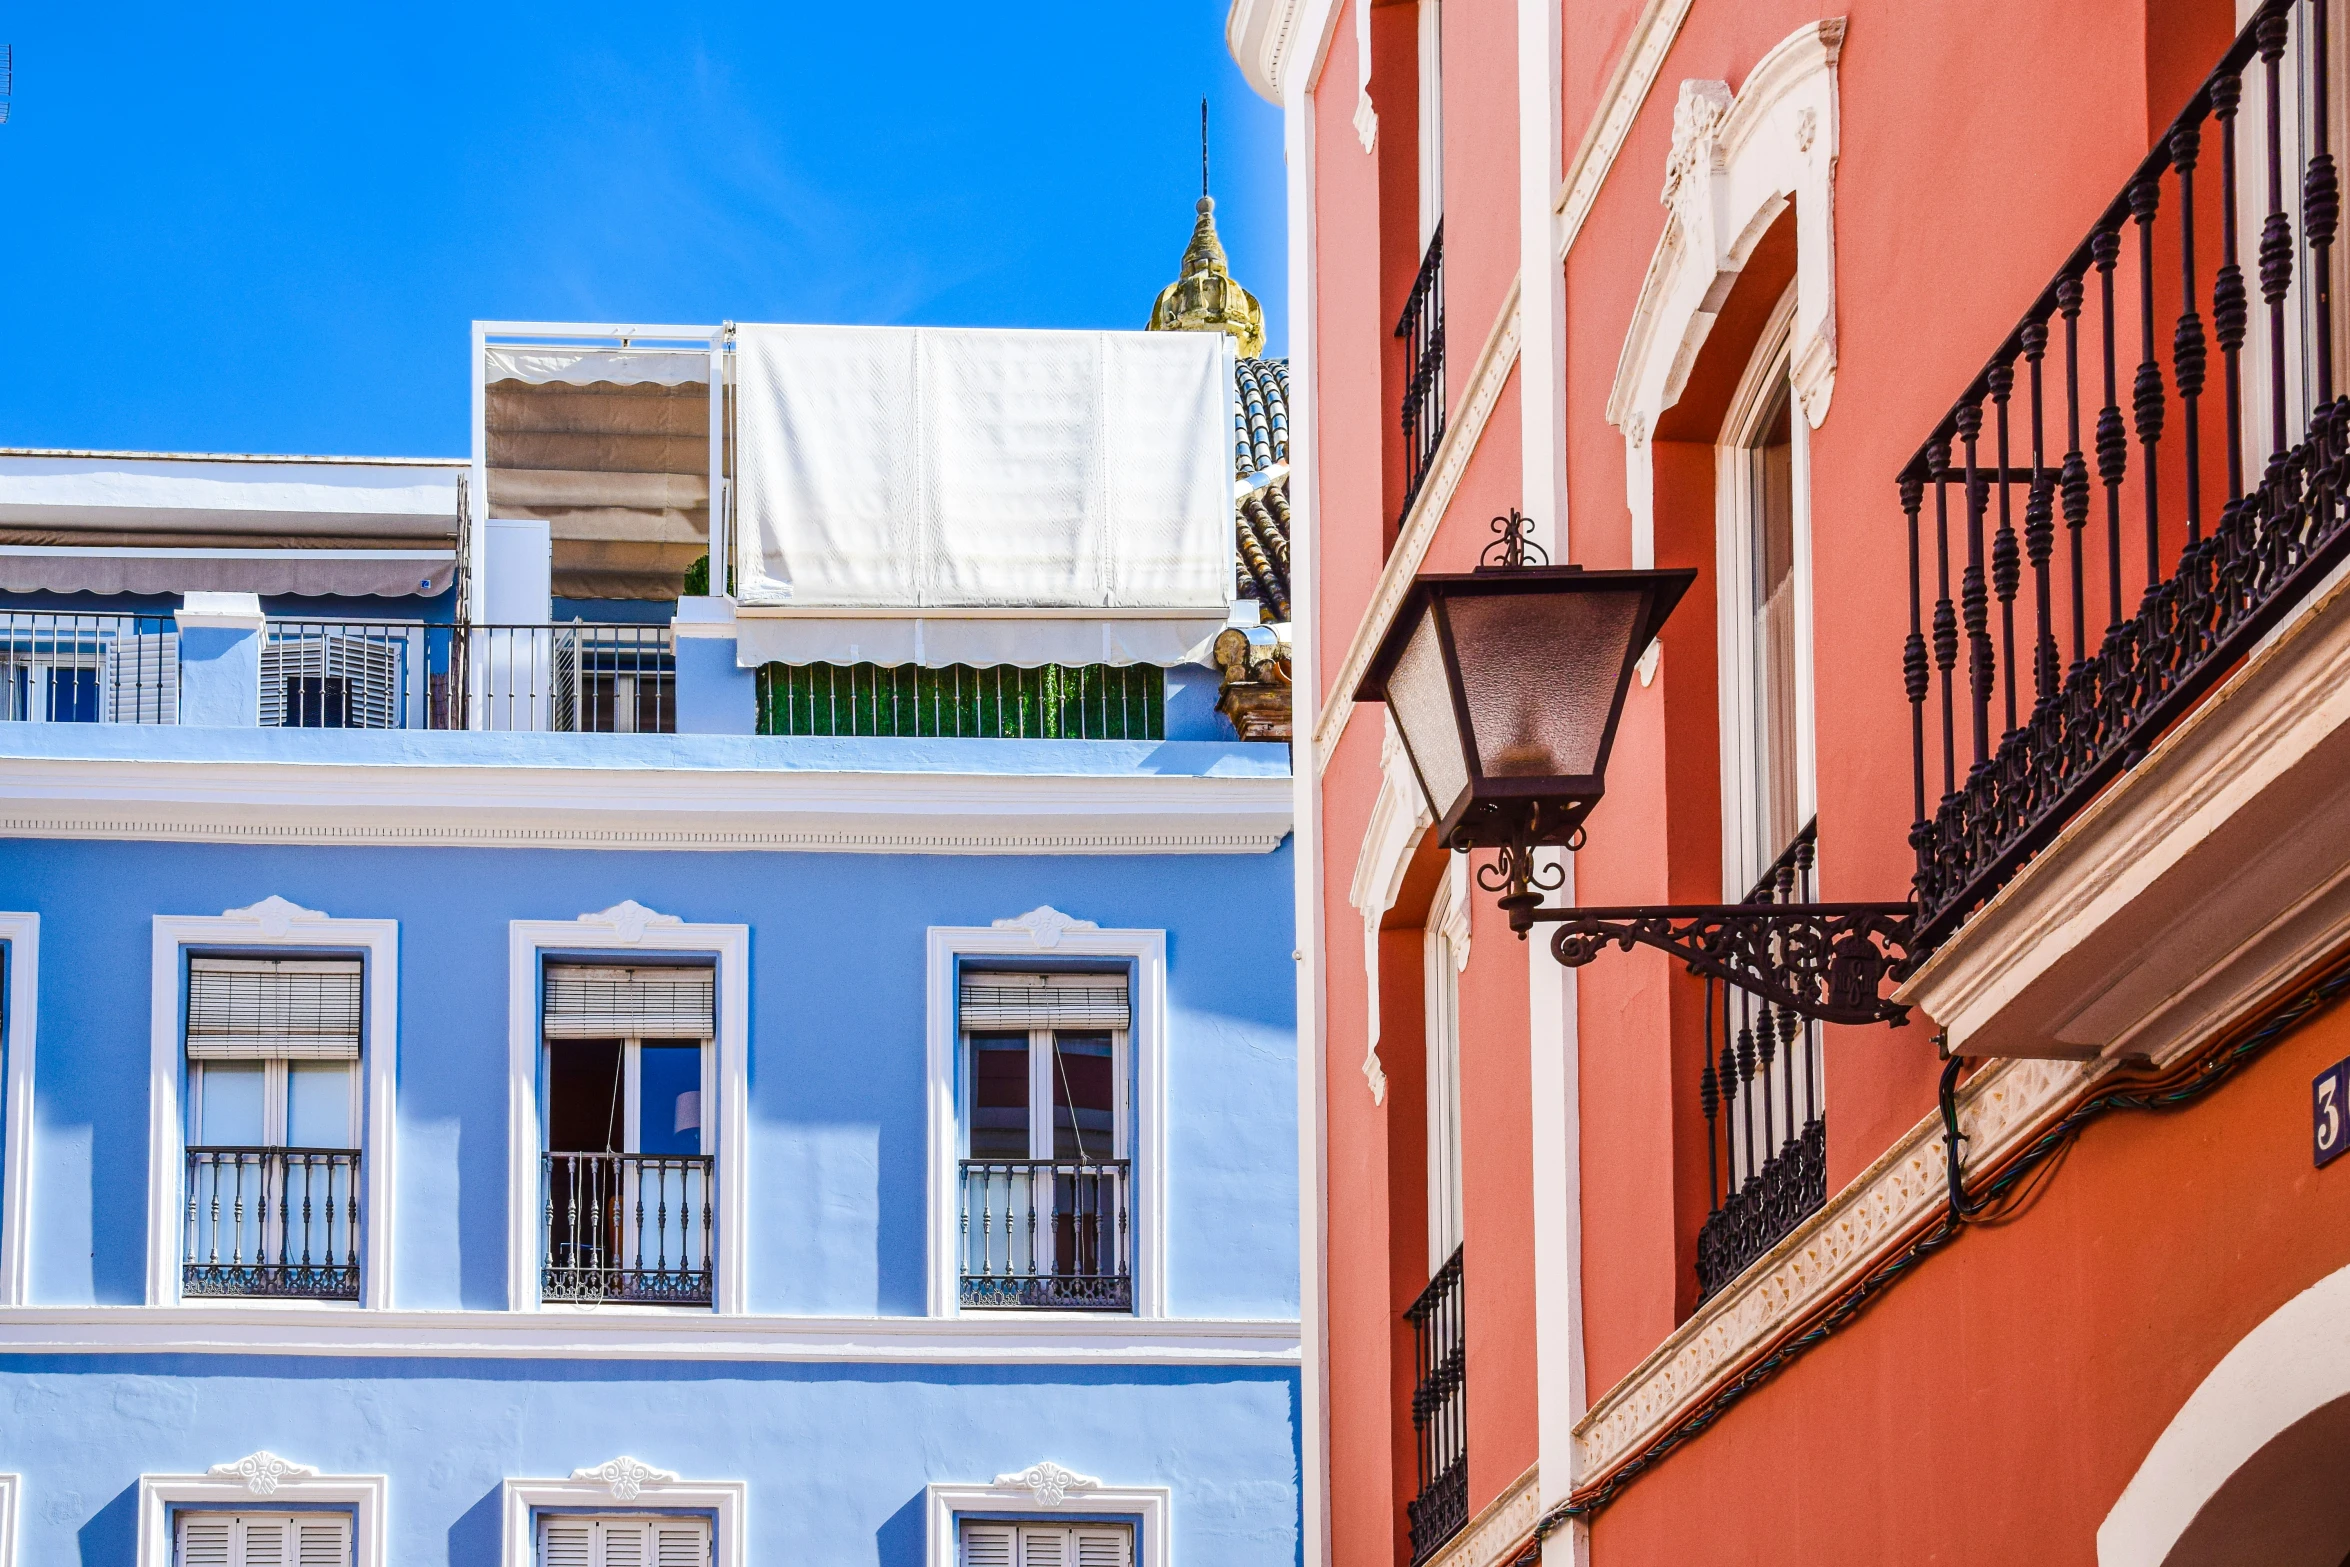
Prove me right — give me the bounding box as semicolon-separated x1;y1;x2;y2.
1445;586;1646;779
1386;606;1469;818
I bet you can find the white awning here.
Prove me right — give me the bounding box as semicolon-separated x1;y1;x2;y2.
0;546;451;597
732;325;1233;666
958;971;1131;1031
485;347;711;387
0;451;462;542
185;957;363;1060
543;963;715;1040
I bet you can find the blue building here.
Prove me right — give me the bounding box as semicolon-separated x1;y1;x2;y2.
0;208;1299;1566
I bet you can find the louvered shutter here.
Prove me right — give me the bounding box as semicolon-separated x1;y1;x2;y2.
652;1521;708;1567
538;1517;595;1567
960;1523;1018;1567
597;1520;650;1567
1072;1527;1131;1567
238;1517;290;1567
543;965;715;1040
1017;1527;1070;1567
186;957;364;1061
106;629;179;724
293;1516;351;1567
958;971;1130;1031
261;633;407;729
177;1514;234;1567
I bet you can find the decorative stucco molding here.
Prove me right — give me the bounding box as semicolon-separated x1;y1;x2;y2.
1608;18;1844;564
1314;276;1526;774
576;900;681;945
219;894;329;938
207;1451;317;1496
571;1456;678;1502
1420;1463;1541;1567
1556;0;1697;257
991;1461;1101;1507
1575;1050;2099;1483
991;906;1101;948
1225;0;1315;104
1347;715;1434;1104
1351;0;1378;151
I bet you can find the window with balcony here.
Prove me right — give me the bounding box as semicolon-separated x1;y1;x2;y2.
1405;1247;1466;1565
539;962;715;1307
182;957;363;1302
536;1513;708;1567
957;1520;1131;1567
955;969;1131;1312
175;1509;350;1566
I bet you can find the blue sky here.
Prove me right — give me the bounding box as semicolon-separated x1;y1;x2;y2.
0;3;1284;458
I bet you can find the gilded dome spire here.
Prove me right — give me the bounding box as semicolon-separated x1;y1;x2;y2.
1147;102;1266;357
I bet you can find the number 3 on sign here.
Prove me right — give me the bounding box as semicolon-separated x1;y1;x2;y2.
2316;1059;2350;1168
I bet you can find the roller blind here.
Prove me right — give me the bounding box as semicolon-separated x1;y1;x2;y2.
543;964;716;1040
186;957;363;1061
958;1524;1131;1567
538;1515;709;1567
958;971;1130;1032
175;1512;350;1567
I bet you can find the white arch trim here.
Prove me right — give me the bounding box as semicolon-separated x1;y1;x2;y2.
2098;1260;2350;1565
1607;18;1844;568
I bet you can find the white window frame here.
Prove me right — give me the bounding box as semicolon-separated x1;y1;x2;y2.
1712;281;1818;895
0;911;38;1306
500;1459;743;1567
1417;0;1444;248
926;911;1166;1319
924;1466;1167;1567
506;904;747;1314
146;900;397;1309
0;1472;17;1567
135;1451;385;1567
1423;856;1468;1271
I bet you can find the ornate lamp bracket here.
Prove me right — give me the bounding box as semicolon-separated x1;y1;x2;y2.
1526;900;1917;1027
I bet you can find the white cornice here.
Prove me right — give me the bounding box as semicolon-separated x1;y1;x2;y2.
0;1305;1301;1364
1227;0;1308;103
1312;275;1524;775
0;756;1292;854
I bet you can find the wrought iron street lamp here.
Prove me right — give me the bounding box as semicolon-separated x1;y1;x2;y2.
1357;512;1916;1027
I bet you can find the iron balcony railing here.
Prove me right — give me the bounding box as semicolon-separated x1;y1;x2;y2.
1397;223;1446;522
760;662;1163;740
1405;1246;1468;1565
455;623;676;734
542;1151;714;1306
958;1158;1132;1311
261;620;428;729
183;1147;360;1301
1696;824;1828;1301
1903;0;2350;949
0;611;178;723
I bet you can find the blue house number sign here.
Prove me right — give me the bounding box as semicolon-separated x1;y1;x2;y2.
2318;1058;2350;1168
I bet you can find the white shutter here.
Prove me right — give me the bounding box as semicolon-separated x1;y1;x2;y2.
539;1517;596;1567
960;1522;1018;1567
177;1514;234;1567
1072;1527;1131;1567
186;957;364;1061
597;1519;651;1567
543;964;716;1040
238;1517;290;1567
293;1515;351;1567
261;632;408;729
652;1521;708;1567
1017;1527;1071;1567
106;630;179;723
959;971;1131;1031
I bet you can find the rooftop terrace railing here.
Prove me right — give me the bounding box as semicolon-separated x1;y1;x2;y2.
1903;0;2350;950
0;611;178;723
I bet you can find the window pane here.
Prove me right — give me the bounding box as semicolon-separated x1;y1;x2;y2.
639;1043;702;1156
195;1061;266;1145
1751;382;1802;868
1050;1031;1115;1161
286;1061;354;1148
969;1035;1030;1158
547;1039;624;1153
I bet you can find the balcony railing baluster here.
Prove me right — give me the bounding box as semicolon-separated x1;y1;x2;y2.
539;1151;714;1306
956;1159;1131;1311
1405;1248;1468;1565
1396;224;1446;523
1905;0;2350;951
183;1147;359;1300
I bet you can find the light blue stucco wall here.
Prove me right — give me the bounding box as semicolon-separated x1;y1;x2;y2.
0;836;1296;1316
0;1356;1301;1565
